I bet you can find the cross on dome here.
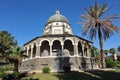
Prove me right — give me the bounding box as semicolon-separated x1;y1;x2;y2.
56;10;60;14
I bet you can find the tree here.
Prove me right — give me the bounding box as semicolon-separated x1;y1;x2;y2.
6;46;27;72
109;48;116;61
104;50;109;57
93;46;99;56
0;31;16;61
117;46;120;52
93;46;101;67
80;2;119;68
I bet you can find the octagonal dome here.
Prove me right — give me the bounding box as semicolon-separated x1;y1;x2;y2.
46;10;69;25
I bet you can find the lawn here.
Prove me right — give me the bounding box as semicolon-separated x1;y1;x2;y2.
22;70;120;80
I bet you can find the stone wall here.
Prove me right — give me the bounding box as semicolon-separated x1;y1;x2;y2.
21;56;93;72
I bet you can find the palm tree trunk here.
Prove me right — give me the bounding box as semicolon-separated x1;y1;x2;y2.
113;53;115;61
98;27;105;69
14;59;19;72
106;53;107;58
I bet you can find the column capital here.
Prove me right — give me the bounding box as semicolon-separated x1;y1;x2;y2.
36;45;40;47
74;43;78;45
50;43;52;46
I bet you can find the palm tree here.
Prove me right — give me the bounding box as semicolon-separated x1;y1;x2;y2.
117;46;120;52
117;46;120;61
7;46;27;72
81;2;119;68
109;48;116;61
93;46;99;56
0;31;16;61
104;50;109;57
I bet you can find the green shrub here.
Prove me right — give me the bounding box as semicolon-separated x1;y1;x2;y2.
106;59;117;68
1;73;8;80
0;68;4;73
12;72;20;79
42;67;50;73
0;72;20;80
116;61;120;69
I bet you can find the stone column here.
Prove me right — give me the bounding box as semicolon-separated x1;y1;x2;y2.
74;43;78;56
26;47;28;55
30;47;33;58
74;43;79;70
87;46;90;57
36;45;40;58
82;45;84;56
50;44;52;56
61;43;64;56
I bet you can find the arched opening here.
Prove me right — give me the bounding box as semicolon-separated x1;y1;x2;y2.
78;42;83;56
33;43;36;57
64;40;74;56
40;41;50;56
28;45;31;58
84;43;87;57
52;40;62;56
24;47;27;59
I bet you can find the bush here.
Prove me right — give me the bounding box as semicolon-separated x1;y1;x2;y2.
63;66;71;72
0;72;7;78
0;68;4;73
106;59;117;68
1;73;9;80
12;72;20;79
42;67;50;73
1;72;20;80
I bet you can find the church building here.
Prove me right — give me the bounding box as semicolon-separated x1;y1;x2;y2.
21;10;95;72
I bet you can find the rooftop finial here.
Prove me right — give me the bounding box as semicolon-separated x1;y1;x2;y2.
56;10;60;14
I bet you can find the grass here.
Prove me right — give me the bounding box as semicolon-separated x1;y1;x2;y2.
22;70;120;80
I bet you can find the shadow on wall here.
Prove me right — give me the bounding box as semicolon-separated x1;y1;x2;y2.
81;57;87;70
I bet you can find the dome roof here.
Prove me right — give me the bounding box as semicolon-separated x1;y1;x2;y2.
46;10;69;24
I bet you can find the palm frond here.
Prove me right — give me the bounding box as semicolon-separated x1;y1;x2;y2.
81;2;119;42
84;8;92;18
81;15;91;20
105;14;118;19
98;3;107;18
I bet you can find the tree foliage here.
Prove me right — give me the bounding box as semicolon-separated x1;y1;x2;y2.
109;48;116;54
104;50;109;57
106;59;117;68
117;46;120;52
0;30;27;72
109;48;116;61
6;46;27;72
92;46;101;66
0;31;16;60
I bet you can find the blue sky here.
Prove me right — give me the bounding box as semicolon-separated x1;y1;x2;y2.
0;0;120;50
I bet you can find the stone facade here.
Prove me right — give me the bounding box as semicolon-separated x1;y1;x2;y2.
21;10;96;72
